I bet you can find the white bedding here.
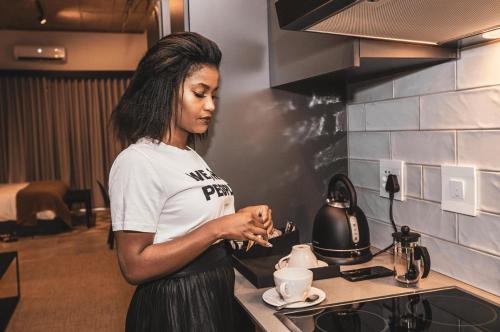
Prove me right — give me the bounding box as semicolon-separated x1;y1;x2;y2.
0;183;56;221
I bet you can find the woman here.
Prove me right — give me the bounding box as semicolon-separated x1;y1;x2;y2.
109;32;273;331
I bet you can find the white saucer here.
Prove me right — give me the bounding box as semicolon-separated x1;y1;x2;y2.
275;260;328;270
262;287;326;309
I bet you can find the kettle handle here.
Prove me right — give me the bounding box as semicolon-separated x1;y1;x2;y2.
327;174;357;214
415;246;431;278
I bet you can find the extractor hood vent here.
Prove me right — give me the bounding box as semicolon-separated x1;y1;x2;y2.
276;0;500;45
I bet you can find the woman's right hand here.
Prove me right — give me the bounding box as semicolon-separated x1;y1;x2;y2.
211;210;272;247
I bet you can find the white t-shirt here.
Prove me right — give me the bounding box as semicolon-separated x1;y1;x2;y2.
109;138;235;244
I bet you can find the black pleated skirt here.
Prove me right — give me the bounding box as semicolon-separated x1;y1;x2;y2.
125;243;235;332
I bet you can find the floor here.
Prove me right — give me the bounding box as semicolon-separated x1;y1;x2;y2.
0;211;134;331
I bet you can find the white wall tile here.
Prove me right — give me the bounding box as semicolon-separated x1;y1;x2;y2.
479;171;500;214
423;166;441;202
421;87;500;130
349;50;500;295
406;164;422;198
365;97;419;131
457;40;500;90
394;62;455;98
367;218;394;250
421;235;500;296
392;131;455;165
356;188;389;222
458;131;500;171
348;78;393;103
347;104;365;132
349;160;379;190
459;212;500;256
349;132;390;160
394;198;457;242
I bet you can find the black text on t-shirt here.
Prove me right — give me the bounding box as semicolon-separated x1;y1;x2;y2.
186;168;234;201
186;168;222;181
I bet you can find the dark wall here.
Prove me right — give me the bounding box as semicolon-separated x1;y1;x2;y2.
189;0;347;241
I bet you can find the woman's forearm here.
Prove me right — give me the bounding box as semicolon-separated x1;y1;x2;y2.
116;219;222;285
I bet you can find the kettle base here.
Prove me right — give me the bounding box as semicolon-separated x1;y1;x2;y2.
315;251;373;266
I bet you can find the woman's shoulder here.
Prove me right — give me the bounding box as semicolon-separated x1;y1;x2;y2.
111;140;159;172
116;138;160;160
109;142;163;183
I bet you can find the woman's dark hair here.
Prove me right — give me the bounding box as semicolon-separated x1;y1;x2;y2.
111;32;222;145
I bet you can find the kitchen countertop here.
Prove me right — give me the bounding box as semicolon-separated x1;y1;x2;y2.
234;251;500;332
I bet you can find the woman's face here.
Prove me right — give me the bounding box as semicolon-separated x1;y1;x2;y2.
173;64;219;138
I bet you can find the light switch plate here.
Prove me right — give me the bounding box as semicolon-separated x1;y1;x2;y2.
380;159;406;201
441;165;477;216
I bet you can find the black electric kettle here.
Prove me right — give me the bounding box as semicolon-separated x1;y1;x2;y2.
312;174;372;265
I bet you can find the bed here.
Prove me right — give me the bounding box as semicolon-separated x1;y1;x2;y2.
0;181;71;227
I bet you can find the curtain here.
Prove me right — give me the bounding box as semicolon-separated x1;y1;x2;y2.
0;75;130;207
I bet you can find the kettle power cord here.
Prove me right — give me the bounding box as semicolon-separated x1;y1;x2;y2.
386;174;400;233
372;174;400;257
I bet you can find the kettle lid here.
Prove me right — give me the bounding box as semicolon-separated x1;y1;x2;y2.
392;225;420;243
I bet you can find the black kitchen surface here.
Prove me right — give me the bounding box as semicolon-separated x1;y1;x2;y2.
276;287;500;332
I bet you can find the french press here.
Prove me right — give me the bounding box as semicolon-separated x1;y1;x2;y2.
392;226;431;285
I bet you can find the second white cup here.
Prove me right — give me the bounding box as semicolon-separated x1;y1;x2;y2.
278;244;318;269
273;267;313;303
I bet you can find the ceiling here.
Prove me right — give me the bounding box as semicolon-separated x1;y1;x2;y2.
0;0;157;33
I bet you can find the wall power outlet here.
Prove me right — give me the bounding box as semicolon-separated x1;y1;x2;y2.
380;159;406;201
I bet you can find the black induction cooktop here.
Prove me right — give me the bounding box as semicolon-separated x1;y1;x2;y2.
275;287;499;332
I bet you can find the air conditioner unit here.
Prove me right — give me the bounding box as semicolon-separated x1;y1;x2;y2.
13;45;66;61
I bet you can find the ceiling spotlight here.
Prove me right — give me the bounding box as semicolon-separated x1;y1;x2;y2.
36;0;47;25
482;28;500;39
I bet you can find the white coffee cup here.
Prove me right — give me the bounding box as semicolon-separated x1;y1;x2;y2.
278;244;318;269
273;267;313;303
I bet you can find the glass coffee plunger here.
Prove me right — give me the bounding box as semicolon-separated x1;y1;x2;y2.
392;226;431;285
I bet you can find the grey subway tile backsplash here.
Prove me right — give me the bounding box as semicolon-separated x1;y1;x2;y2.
423;166;441;202
394;198;457;242
457;40;500;90
479;171;500;214
391;131;455;165
421;87;500;130
406;164;422;199
349;132;390;160
347;104;365;132
347;41;500;295
356;188;389;223
421;235;500;296
367;218;394;250
458;130;500;171
459;212;500;256
348;78;393;103
349;160;379;190
394;61;455;98
365;97;419;131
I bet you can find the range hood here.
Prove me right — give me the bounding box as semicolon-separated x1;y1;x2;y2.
268;0;458;91
275;0;500;46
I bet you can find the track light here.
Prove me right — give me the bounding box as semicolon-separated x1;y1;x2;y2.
482;28;500;40
36;0;47;25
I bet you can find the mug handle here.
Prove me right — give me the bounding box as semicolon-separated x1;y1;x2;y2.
277;255;290;268
279;282;290;299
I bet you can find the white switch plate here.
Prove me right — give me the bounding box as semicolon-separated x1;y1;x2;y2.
441;165;477;216
380;159;406;201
